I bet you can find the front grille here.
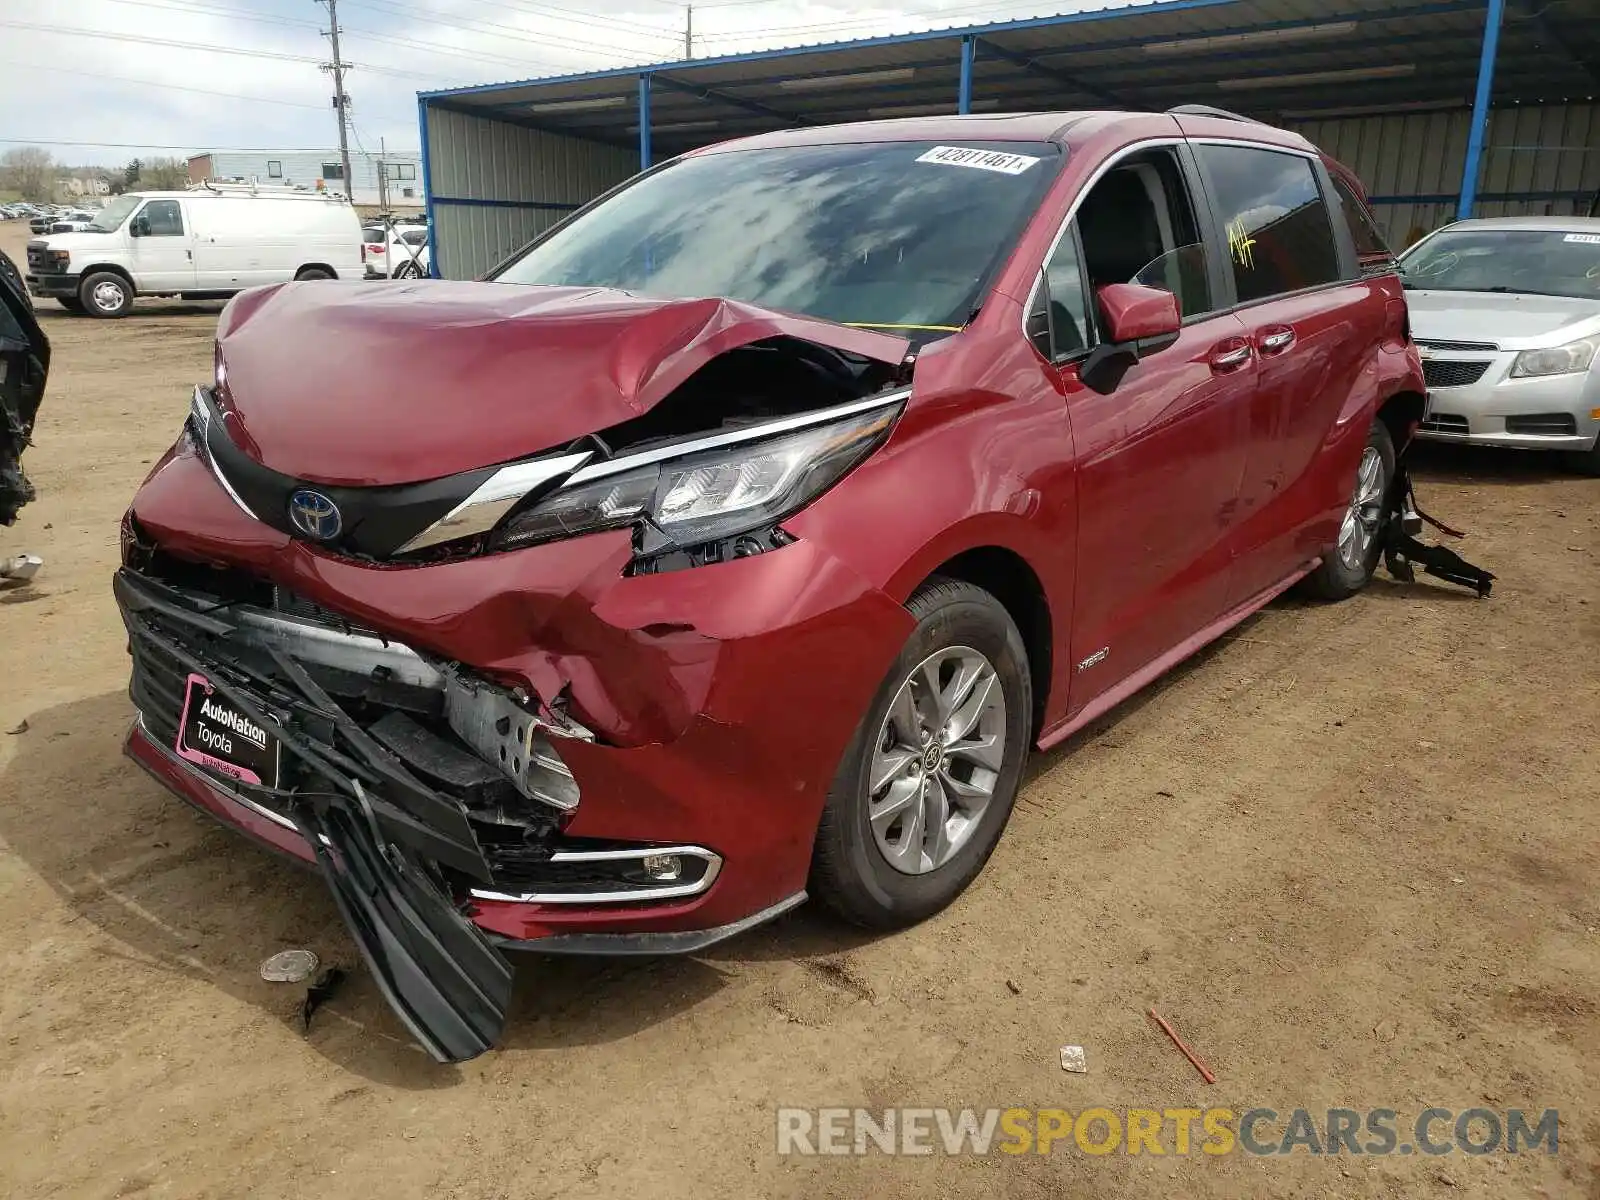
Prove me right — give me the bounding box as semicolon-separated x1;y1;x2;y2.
1416;338;1499;353
25;243;52;273
1421;413;1470;435
1423;359;1492;389
1505;413;1579;437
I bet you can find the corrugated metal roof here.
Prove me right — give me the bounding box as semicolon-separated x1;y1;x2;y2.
420;0;1599;155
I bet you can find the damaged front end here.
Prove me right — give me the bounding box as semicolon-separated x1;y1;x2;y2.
117;282;918;1061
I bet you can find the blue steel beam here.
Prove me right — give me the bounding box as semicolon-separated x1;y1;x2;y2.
417;96;437;277
652;72;808;126
639;73;652;170
975;35;1125;106
1458;0;1506;220
416;0;1477;100
958;35;976;114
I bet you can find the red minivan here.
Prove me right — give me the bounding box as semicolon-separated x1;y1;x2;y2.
115;108;1426;1060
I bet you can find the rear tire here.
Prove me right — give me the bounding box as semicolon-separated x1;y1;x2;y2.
393;260;422;279
1303;418;1396;600
78;271;133;318
294;267;334;281
809;578;1032;930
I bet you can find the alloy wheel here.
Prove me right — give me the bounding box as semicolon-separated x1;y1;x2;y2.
867;645;1007;875
1337;445;1386;570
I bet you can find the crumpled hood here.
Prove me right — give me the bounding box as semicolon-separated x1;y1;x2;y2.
1406;288;1600;347
213;280;910;487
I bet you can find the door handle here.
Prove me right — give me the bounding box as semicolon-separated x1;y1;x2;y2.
1209;341;1253;373
1258;326;1296;355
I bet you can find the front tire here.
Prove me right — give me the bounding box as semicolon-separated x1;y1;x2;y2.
1303;418;1395;600
79;271;133;318
810;578;1032;930
57;296;85;314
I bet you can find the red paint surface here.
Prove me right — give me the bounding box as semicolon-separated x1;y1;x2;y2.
123;113;1426;947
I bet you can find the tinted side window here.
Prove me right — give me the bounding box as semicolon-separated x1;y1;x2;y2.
143;200;184;237
1043;227;1091;356
1196;145;1341;303
1329;172;1392;260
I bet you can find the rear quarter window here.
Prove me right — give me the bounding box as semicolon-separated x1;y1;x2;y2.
1329;173;1393;263
1196;144;1343;303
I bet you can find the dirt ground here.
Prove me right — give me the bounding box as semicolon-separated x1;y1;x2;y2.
1;219;1596;1199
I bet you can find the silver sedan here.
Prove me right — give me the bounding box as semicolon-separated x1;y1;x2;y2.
1400;216;1600;474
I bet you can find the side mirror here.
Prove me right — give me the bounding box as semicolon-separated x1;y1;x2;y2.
1079;283;1182;395
129;216;149;237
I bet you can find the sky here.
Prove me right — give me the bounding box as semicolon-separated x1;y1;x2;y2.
0;0;1118;168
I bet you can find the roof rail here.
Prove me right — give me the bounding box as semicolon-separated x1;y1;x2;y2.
1166;104;1262;125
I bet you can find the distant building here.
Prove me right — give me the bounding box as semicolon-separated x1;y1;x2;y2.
186;149;424;209
56;176;111;200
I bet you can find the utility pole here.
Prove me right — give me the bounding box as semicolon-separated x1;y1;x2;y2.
378;135;390;211
684;3;692;59
317;0;355;200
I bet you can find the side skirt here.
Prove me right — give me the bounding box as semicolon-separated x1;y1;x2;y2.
1036;557;1320;753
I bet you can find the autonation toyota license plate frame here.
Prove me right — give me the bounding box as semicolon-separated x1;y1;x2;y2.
175;672;281;788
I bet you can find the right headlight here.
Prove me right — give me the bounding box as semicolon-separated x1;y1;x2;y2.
489;401;902;554
1509;336;1598;379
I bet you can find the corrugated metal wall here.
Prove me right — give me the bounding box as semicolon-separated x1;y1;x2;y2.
1288;104;1600;248
423;105;637;279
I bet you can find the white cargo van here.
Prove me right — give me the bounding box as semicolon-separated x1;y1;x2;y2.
24;183;364;318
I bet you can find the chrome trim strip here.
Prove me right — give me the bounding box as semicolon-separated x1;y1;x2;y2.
191;385;258;520
469;845;723;905
507;891;807;956
137;715;301;833
395;450;593;554
231;605;445;690
564;389;911;486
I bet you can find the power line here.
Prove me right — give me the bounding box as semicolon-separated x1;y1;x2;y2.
96;0;325;32
0;19;479;82
388;0;682;43
341;0;674;62
0;60;331;110
0;138;425;151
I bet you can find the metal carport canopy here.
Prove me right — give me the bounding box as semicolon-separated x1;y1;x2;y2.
418;0;1599;228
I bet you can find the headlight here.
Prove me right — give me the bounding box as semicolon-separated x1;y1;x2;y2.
489;402;901;553
1509;336;1597;378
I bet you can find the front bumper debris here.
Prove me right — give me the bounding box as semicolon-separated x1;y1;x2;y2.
115;567;521;1060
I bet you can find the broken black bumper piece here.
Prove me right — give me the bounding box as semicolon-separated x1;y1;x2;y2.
114;568;514;1063
294;794;512;1063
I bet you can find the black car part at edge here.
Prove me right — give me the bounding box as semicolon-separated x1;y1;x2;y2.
114;568;513;1062
0;247;49;526
1378;453;1495;598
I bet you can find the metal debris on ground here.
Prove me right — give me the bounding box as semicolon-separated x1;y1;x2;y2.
1148;1008;1216;1084
1059;1045;1088;1073
259;948;319;983
301;967;347;1034
0;554;42;582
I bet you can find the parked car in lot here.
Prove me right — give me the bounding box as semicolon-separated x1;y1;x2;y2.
48;210;96;234
1400;216;1600;473
115;109;1429;1061
361;223;430;278
25;185;363;317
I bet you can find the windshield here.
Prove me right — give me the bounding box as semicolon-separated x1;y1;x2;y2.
491;140;1061;334
1398;228;1600;299
85;195;142;233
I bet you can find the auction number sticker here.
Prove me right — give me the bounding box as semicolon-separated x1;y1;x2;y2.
1563;233;1600;244
915;146;1041;175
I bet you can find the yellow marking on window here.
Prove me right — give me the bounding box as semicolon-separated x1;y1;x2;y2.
1227;219;1257;271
